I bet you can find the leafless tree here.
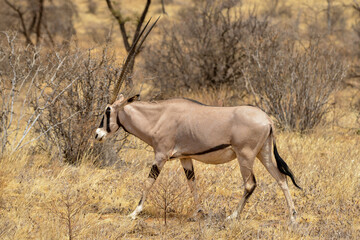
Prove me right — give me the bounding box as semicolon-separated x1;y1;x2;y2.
1;0;76;46
161;0;166;14
352;1;360;61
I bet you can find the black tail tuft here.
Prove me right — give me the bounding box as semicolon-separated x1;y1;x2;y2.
273;143;302;190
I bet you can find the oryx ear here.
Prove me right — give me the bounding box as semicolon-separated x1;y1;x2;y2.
127;94;140;103
112;94;125;107
118;94;125;102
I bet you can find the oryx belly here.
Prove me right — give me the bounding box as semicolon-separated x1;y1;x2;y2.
189;146;236;164
171;145;237;164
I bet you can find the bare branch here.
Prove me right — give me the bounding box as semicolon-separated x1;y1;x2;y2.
105;0;131;51
4;0;34;46
35;0;45;46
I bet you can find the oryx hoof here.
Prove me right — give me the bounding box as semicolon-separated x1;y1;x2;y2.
188;209;206;222
128;212;138;220
289;217;298;227
289;210;298;225
288;220;299;231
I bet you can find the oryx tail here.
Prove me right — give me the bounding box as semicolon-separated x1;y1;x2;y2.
271;127;302;190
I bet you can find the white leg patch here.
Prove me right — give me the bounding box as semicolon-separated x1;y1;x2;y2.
129;205;143;220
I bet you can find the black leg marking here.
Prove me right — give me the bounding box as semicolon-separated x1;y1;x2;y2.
148;164;160;179
245;175;257;199
184;167;195;181
138;196;143;206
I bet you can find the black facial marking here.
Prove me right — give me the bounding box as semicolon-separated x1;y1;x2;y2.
106;107;111;133
116;114;129;133
184;167;195;181
183;144;231;156
148;164;160;180
98;116;104;128
116;114;121;127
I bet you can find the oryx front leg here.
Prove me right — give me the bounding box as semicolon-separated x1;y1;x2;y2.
129;155;166;220
180;158;202;219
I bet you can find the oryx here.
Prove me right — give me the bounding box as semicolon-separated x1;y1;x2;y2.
95;18;301;223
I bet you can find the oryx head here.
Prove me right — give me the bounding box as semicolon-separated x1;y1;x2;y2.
95;17;159;141
95;94;139;141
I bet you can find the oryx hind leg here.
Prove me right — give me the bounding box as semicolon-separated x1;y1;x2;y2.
129;154;167;220
257;136;297;223
227;149;257;220
180;158;202;220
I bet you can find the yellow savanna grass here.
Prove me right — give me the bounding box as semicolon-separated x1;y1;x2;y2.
1;0;359;239
0;87;359;239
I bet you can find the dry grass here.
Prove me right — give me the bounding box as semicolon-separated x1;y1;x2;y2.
1;0;359;239
0;87;359;239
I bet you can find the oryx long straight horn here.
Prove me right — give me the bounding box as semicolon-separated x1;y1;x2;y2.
110;17;160;104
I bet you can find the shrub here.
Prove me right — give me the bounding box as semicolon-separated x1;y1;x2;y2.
0;33;44;155
243;37;347;132
144;0;347;132
143;0;269;95
31;45;125;164
0;32;125;163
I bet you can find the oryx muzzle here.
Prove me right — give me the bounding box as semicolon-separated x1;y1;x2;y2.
95;17;301;223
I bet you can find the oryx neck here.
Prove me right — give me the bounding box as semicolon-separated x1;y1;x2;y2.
119;101;163;146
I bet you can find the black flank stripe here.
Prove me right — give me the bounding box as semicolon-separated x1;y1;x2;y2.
183;144;230;156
